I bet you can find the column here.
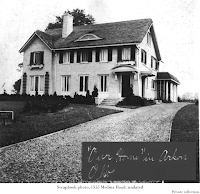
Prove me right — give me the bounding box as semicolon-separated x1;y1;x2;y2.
174;84;177;102
166;81;168;101
171;83;174;102
163;80;165;100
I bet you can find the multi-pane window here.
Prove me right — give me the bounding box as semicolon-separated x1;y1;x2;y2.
30;76;44;92
117;46;135;61
147;32;151;46
64;52;70;64
96;48;112;62
122;47;131;61
151;56;156;69
77;49;92;63
79;75;89;92
59;51;74;64
81;50;88;62
99;75;108;92
141;49;147;64
30;52;44;65
61;75;70;92
151;79;155;89
99;49;108;62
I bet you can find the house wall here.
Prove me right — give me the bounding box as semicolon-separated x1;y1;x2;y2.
21;37;53;95
138;31;158;99
55;48;138;99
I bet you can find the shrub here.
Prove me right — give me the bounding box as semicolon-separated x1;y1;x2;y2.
118;95;156;106
23;95;69;114
195;99;198;106
162;99;172;103
72;91;95;105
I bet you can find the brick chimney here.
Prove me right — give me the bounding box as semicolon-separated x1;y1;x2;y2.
62;12;73;38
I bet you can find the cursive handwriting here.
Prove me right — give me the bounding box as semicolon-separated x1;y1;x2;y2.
116;148;139;162
88;146;113;163
159;148;188;162
88;163;115;180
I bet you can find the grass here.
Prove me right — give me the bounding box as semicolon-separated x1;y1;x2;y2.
0;101;121;148
166;104;199;183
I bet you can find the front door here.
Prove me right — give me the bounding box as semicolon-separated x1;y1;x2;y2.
122;74;130;97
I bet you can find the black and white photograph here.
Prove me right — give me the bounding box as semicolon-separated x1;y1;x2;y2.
0;0;199;193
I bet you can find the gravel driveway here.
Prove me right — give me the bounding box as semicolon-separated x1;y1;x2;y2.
0;103;188;182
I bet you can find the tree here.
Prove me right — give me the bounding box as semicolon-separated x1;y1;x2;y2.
13;79;21;94
46;8;95;30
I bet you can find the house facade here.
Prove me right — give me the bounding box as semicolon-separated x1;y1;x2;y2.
19;13;180;103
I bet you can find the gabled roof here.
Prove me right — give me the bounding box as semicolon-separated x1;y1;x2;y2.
156;72;180;85
19;30;54;53
19;18;161;60
45;18;153;49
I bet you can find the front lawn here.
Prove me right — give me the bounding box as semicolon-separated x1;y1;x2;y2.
167;104;199;183
0;102;121;148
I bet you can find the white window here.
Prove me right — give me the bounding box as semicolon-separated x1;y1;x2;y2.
99;49;108;62
147;32;151;46
99;75;108;92
151;79;155;89
81;50;88;62
63;52;70;64
30;76;44;92
122;47;131;60
61;75;70;92
79;75;89;92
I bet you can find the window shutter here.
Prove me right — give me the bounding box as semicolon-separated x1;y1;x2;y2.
141;50;143;62
145;52;147;64
70;51;74;63
108;48;112;61
59;51;63;64
117;47;122;61
96;48;99;62
40;52;44;64
77;50;80;63
88;49;92;62
30;52;34;64
130;46;135;61
156;61;159;70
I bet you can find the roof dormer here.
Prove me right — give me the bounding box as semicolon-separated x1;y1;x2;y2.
75;33;102;42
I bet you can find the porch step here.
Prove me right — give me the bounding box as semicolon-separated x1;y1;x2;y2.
100;98;123;106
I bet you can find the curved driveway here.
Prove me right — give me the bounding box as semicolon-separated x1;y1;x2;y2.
0;103;188;182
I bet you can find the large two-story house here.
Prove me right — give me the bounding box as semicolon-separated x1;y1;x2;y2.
19;13;180;103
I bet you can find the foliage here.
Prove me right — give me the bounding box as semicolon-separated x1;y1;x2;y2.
195;99;198;106
23;95;69;113
162;99;172;103
46;8;95;30
118;95;156;107
72;91;95;105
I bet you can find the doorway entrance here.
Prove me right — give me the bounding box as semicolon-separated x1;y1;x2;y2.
122;74;130;97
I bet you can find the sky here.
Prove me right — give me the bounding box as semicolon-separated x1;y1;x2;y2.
0;0;199;96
